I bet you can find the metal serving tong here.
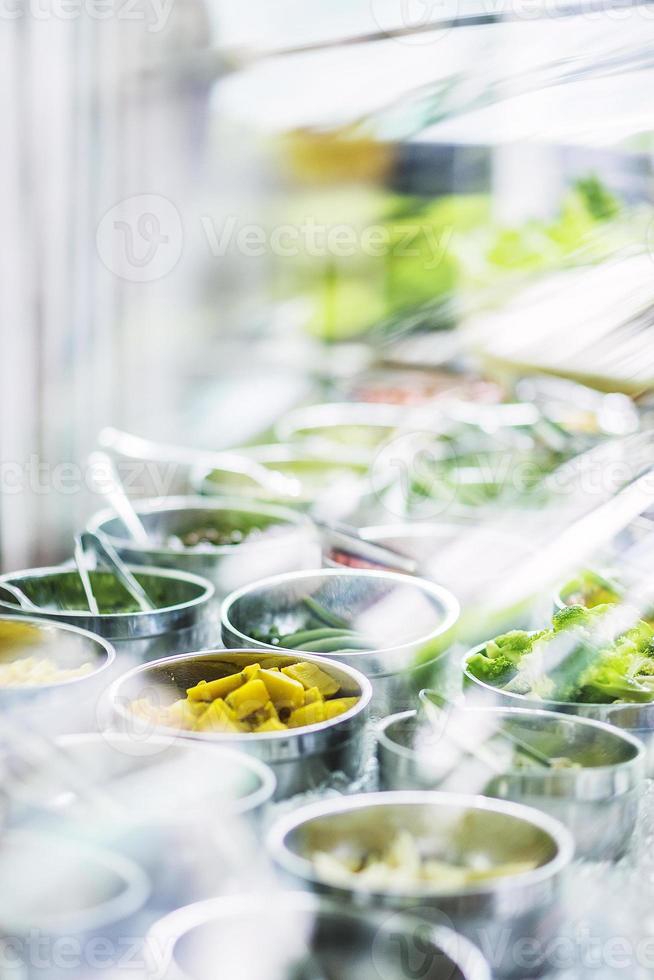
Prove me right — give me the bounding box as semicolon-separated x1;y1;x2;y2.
419;690;553;771
98;427;302;501
314;519;418;576
75;531;156;614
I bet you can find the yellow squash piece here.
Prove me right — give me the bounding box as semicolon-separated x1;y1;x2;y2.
323;697;358;720
226;679;270;720
186;673;243;702
195;698;243;733
259;668;305;710
287;702;327;728
282;662;340;696
303;686;324;705
168;699;206;730
254;717;287;733
242;663;262;682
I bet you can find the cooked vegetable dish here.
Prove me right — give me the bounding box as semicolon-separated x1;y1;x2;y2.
129;660;359;733
467;604;654;704
312;830;539;891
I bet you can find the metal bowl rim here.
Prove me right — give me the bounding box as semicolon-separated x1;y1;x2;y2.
145;889;491;980
221;567;461;659
107;647;373;743
275;401;406;441
267;790;574;899
377;704;646;776
87;495;316;555
0;563;215;622
0;614;115;690
53;732;277;815
0;829;150;935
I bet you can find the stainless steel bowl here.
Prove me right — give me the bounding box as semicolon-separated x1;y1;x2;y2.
463;642;654;776
0;564;215;663
268;792;573;979
221;569;460;715
0;829;150;937
107;649;372;800
88;495;321;600
377;705;644;860
0;615;114;710
6;732;276;825
146;890;491;980
193;443;374;512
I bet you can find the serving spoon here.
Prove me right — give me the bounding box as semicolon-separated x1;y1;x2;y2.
98;427;302;501
88;450;150;545
0;582;41;613
80;531;156;614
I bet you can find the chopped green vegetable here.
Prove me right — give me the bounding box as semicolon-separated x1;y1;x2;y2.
467;604;654;705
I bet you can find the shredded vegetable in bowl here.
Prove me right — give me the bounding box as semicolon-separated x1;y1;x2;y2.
0;656;93;687
313;830;539;891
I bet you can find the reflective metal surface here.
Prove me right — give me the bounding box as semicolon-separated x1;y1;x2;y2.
107;649;372;800
147;890;491;980
88;495;321;600
0;565;216;662
0;614;114;706
463;643;654;776
268;791;573;979
6;733;276;825
222;568;460;714
377;705;645;859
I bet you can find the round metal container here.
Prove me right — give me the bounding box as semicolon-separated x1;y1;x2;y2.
274;402;404;460
107;649;372;800
146;890;491;980
268;791;573;979
192;443;374;511
0;829;150;938
0;565;215;664
6;732;275;825
377;705;644;860
463;642;654;776
87;495;321;600
0;615;114;710
221;568;460;715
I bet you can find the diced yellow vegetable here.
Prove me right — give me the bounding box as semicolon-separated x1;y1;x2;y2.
323;697;358;720
287;702;327;728
254;718;287;733
282;662;340;696
226;679;270;719
195;698;243;733
168;699;205;730
259;668;305;709
128;658;359;735
250;700;280;728
186;673;243;702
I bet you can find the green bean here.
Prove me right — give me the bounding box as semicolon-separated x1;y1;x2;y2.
278;628;361;650
302;596;350;630
298;636;373;653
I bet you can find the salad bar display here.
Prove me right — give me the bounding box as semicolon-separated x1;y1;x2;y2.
5;359;654;980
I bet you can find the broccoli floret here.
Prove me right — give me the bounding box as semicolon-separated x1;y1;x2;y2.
579;672;654;704
466;651;516;684
486;629;545;660
621;620;654;650
552;604;593;632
